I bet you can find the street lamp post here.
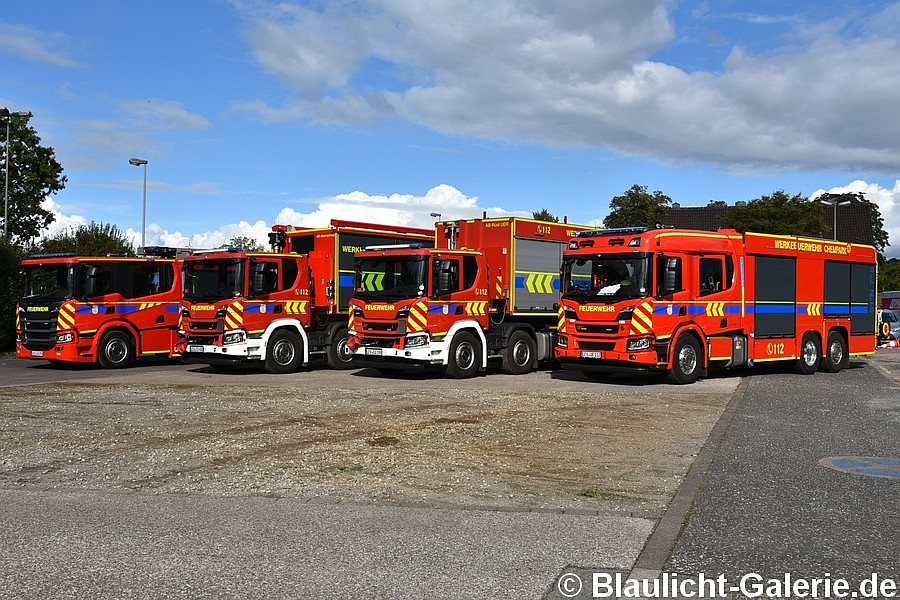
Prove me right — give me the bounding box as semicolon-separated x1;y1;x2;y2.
819;198;852;241
129;157;148;249
2;107;33;238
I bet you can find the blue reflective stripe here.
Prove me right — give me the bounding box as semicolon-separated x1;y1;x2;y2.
166;305;180;312
245;304;272;313
754;304;794;314
116;305;138;313
515;276;526;289
339;274;354;287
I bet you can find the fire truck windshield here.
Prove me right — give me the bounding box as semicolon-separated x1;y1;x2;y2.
182;258;244;301
561;254;650;300
22;264;75;300
353;256;427;301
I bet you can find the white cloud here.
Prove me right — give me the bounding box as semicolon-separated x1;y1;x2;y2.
37;184;524;250
234;0;900;172
0;23;81;68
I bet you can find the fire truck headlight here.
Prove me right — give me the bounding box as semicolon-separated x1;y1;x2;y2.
626;337;652;351
223;331;246;345
353;306;363;317
56;332;74;344
405;333;429;348
557;335;568;348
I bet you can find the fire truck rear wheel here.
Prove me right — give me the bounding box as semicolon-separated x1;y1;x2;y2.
98;331;134;369
445;331;480;379
265;329;303;374
326;328;355;370
501;330;536;375
793;333;821;375
822;331;847;373
667;335;701;384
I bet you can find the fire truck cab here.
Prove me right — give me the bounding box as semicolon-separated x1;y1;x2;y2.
16;247;187;368
348;217;591;378
556;227;877;383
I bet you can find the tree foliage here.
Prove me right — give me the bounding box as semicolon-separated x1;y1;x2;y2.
0;239;26;350
604;184;672;229
532;208;559;223
880;259;900;293
36;222;135;256
226;235;266;252
720;191;828;237
1;117;66;244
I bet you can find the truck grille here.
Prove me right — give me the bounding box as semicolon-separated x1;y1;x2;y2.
20;314;57;351
575;324;620;334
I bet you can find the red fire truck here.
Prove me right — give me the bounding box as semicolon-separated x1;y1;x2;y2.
555;227;877;383
16;247;188;368
174;220;432;373
347;217;590;378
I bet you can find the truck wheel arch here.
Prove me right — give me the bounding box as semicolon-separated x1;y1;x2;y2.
667;329;705;384
261;319;310;366
444;320;488;369
92;321;141;359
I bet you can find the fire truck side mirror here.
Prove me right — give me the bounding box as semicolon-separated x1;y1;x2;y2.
432;257;454;298
83;265;99;298
657;255;682;297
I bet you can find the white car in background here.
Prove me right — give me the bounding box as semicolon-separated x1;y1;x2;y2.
878;309;900;340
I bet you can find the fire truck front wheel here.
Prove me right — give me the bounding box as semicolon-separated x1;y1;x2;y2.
793;333;821;375
98;331;134;369
445;331;480;379
667;335;701;384
501;330;536;375
265;329;303;374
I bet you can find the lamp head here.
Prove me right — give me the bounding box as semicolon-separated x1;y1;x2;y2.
129;158;148;166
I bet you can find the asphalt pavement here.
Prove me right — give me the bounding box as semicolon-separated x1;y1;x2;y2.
667;350;900;584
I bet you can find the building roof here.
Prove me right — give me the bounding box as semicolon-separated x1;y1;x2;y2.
660;202;875;247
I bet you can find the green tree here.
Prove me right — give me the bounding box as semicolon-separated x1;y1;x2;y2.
0;238;27;350
817;191;889;254
1;116;66;243
36;222;135;256
226;235;266;251
720;191;828;237
604;184;672;228
880;258;900;292
532;208;559;223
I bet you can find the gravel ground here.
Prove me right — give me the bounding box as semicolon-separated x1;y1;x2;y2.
0;364;740;517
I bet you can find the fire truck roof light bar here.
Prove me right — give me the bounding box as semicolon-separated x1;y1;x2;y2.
573;227;648;238
26;252;76;260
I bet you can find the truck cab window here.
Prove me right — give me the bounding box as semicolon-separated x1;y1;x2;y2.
699;257;724;296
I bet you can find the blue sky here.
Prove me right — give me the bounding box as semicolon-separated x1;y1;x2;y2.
3;0;900;254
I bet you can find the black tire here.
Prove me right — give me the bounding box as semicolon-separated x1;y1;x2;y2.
501;330;536;375
326;327;355;370
265;329;302;374
98;331;134;369
821;331;848;373
667;335;701;384
793;333;821;375
445;331;480;379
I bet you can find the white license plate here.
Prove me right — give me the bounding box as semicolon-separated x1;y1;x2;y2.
580;351;602;359
188;345;204;353
30;350;44;357
366;348;383;356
